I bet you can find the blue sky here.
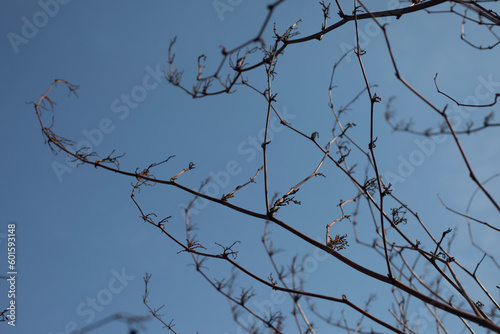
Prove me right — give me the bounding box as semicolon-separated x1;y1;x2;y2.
1;1;500;333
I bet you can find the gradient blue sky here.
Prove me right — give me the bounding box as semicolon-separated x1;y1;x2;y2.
1;1;499;333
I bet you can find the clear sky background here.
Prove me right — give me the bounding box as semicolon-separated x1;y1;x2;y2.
1;1;499;333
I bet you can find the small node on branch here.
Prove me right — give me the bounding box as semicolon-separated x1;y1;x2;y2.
239;287;255;305
271;189;301;213
327;234;349;251
320;1;331;30
391;206;407;226
221;166;262;201
363;177;377;195
197;54;207;80
382;183;392;197
355;48;366;56
268;272;277;286
55;79;79;97
215;241;240;259
170;162;195;182
372;94;381;103
179;238;206;255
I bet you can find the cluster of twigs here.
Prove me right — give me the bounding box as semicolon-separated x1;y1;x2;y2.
30;0;500;333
